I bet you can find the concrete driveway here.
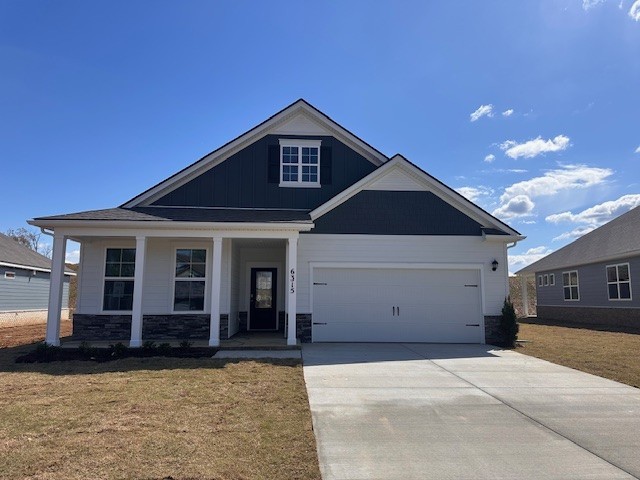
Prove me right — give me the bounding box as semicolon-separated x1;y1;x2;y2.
302;343;640;480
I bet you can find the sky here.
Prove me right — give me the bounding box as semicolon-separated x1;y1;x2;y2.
1;0;639;271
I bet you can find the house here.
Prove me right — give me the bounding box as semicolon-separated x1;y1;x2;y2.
515;206;640;328
0;232;74;327
29;99;523;347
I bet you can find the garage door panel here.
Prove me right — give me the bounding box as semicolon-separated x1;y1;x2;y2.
312;267;483;343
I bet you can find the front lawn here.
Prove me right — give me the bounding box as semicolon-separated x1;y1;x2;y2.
0;345;320;479
518;319;640;389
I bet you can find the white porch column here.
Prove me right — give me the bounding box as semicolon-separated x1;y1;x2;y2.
130;236;147;347
521;275;529;317
209;236;223;347
286;235;298;346
45;234;67;346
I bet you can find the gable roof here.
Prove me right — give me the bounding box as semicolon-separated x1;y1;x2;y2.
311;155;523;239
516;206;640;275
121;99;389;208
0;233;74;274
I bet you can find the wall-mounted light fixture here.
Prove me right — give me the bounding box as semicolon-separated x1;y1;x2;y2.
491;259;499;271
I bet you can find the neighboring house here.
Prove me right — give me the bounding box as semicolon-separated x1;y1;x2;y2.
516;206;640;328
29;99;523;347
0;233;74;327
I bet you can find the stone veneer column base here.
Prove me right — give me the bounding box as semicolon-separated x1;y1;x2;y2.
296;314;312;343
484;315;503;346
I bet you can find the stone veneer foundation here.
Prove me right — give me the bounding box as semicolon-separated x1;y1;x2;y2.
537;305;640;329
483;315;503;346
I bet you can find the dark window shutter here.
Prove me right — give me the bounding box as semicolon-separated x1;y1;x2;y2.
268;145;280;183
320;146;332;185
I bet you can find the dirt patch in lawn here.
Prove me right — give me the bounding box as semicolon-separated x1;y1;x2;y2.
0;330;321;479
518;319;640;389
0;320;73;348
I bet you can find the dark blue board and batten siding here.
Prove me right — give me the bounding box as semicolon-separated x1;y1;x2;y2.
0;266;70;312
536;255;640;308
309;191;485;235
152;135;377;210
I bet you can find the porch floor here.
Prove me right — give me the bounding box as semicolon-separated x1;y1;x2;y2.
60;331;299;350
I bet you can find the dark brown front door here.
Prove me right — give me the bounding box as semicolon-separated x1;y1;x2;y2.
250;268;277;330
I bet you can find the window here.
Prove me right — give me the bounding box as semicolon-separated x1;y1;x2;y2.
4;271;16;279
538;275;543;287
174;249;207;311
544;274;549;286
549;273;555;286
607;263;632;300
562;270;579;301
279;139;321;187
103;248;136;311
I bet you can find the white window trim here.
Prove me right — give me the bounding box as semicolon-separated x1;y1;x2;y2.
549;273;555;286
4;271;16;279
538;275;543;287
101;246;136;313
278;138;321;188
171;246;209;314
606;263;632;301
562;270;580;301
543;274;549;286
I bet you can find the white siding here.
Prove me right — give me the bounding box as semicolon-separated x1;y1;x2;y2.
228;240;241;336
297;234;507;316
364;168;427;191
76;238;232;315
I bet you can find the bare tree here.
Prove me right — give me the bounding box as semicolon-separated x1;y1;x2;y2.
4;227;52;258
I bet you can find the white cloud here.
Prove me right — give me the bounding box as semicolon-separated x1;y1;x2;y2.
630;0;640;20
583;0;606;9
509;246;553;272
520;220;537;224
66;249;80;264
500;135;571;159
484;154;495;163
470;104;494;122
491;164;614;220
635;145;640;153
456;186;494;203
552;226;597;242
492;195;535;219
546;193;640;225
499;164;613;204
502;109;514;117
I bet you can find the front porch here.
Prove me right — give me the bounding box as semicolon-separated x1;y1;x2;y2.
40;223;312;348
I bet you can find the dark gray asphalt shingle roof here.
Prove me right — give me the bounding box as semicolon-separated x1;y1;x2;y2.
0;233;73;274
516;206;640;275
34;207;313;224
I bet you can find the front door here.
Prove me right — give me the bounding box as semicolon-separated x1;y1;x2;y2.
249;268;278;330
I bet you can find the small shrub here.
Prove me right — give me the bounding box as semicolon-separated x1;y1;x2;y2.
179;340;192;349
34;342;62;362
142;340;157;350
109;342;129;358
500;297;519;348
158;343;172;355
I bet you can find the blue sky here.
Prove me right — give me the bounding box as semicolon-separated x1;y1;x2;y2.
1;1;639;271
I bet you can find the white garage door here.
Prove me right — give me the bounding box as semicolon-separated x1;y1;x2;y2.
312;267;483;343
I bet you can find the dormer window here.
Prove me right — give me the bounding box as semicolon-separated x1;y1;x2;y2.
279;139;321;187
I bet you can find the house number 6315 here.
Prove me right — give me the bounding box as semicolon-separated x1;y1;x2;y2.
290;268;295;293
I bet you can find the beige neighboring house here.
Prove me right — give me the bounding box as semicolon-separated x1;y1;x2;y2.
0;232;75;327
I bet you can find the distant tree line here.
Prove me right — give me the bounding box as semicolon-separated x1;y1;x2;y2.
4;227;52;258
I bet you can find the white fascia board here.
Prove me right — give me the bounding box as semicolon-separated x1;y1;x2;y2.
122;101;388;208
311;155;521;236
27;220;313;238
0;261;77;276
